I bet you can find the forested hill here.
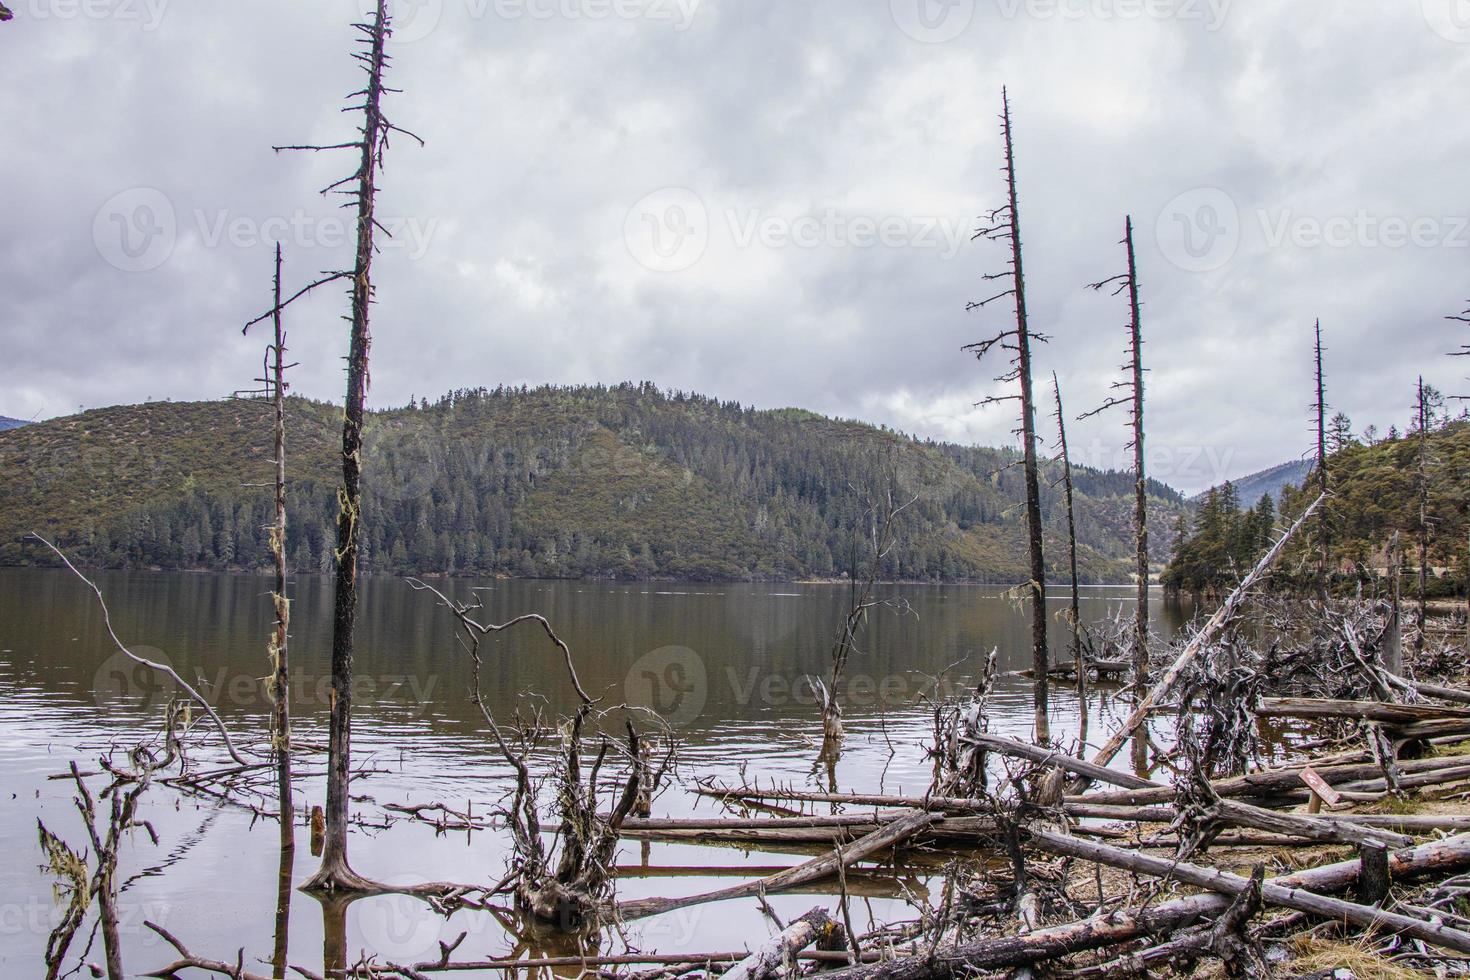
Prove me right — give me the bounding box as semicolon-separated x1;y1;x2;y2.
0;384;1187;583
1164;417;1470;594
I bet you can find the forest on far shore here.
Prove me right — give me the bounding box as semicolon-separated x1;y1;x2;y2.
0;382;1187;584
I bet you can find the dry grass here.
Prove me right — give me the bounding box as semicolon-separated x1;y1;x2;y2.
1285;936;1428;980
1364;794;1428;816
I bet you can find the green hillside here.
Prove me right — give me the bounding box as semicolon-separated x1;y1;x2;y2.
1164;417;1470;594
0;384;1186;583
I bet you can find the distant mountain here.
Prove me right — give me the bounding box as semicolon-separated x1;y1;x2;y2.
0;385;1188;582
1192;458;1311;508
0;416;29;432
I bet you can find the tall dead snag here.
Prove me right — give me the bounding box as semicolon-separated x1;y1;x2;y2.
1049;374;1084;722
1386;531;1404;676
1416;376;1432;656
255;0;422;894
1448;300;1470;648
242;243;298;970
816;481;915;752
1312;320;1331;585
966;88;1051;743
243;245;297;852
1084;216;1149;689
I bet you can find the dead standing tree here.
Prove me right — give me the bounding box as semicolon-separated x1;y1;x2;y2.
1049;374;1084;724
39;759;161;980
407;580;667;931
1083;216;1150;690
240;243;298;974
1312;320;1331;586
1415;376;1433;656
241;243;298;850
966;88;1051;743
243;0;423;893
1449;299;1470;647
815;481;916;753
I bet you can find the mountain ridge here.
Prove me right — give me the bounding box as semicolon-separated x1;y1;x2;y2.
0;384;1187;583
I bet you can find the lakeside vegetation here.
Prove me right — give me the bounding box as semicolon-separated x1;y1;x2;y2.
1164;410;1470;597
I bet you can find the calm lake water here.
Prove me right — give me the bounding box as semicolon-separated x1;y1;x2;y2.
0;569;1189;976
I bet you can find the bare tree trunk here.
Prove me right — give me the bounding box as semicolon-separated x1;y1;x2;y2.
267;242;296;967
1386;531;1403;676
1315;319;1330;586
967;88;1048;742
1084;217;1148;688
1124;219;1148;687
1008;101;1049;746
305;0;398;893
1417;376;1430;657
1051;374;1084;744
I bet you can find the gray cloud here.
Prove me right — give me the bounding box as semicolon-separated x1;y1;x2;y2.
2;0;1466;493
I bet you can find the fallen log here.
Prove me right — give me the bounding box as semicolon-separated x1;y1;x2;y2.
1387;718;1470;740
1064;803;1470;833
696;785;989;812
723;908;838;980
1212;799;1411;849
1070;754;1470;807
1257;698;1470;724
616;815;995;847
1389;675;1470;706
814;832;1470;979
618;809;939;920
396;949;883;973
1074;494;1327;791
1027;829;1470;955
962;732;1159;791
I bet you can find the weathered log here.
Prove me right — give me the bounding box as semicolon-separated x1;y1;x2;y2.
1075;494;1327;791
1334;762;1470;796
397;949;882;973
723;907;838;980
962;732;1158;790
1066;803;1470;833
1391;676;1470;706
1028;829;1470;955
1212;799;1411;850
1387;718;1470;740
815;833;1470;980
697;785;989;812
614;815;995;847
1071;754;1470;807
1257;698;1470;724
618;810;939;920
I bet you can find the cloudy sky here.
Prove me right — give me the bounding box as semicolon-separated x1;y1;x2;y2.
3;0;1467;493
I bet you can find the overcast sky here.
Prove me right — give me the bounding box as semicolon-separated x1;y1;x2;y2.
3;0;1467;493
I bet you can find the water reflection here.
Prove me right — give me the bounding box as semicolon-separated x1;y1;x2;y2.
0;569;1188;976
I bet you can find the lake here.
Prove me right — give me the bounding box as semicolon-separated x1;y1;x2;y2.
0;569;1189;976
